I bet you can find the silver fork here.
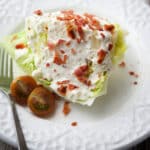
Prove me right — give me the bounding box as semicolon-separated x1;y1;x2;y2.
0;48;28;150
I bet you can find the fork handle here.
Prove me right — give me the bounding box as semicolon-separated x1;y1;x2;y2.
9;94;28;150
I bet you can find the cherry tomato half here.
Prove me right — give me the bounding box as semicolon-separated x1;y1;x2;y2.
10;76;37;106
28;87;55;117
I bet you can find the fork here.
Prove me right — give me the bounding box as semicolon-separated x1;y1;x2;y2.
0;48;28;150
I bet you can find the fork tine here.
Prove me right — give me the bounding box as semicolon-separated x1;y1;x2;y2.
0;49;4;77
9;56;13;80
0;49;2;76
4;50;8;77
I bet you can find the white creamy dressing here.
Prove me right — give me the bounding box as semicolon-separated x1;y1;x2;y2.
20;10;116;105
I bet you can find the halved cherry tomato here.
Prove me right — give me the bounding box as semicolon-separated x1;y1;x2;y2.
28;87;55;117
10;76;37;106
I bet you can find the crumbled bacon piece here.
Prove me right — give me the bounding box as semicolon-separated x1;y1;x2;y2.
47;42;56;51
68;84;79;90
57;85;67;96
97;50;107;64
61;10;74;15
104;24;115;32
71;48;77;55
108;43;113;51
129;71;134;76
34;9;43;16
57;39;66;46
74;65;91;86
57;80;70;85
67;24;76;39
66;41;71;46
46;63;50;67
78;77;91;86
57;15;74;21
63;55;68;64
53;51;64;65
74;15;87;27
119;61;126;68
71;122;78;126
74;65;89;77
77;38;82;44
133;81;138;85
77;26;84;40
100;33;105;39
84;13;94;19
60;50;65;54
45;26;48;30
15;43;26;49
53;51;68;65
91;19;102;30
128;71;139;78
84;13;102;30
63;101;71;116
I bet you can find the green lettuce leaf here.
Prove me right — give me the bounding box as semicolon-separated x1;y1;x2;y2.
112;24;127;64
1;31;36;74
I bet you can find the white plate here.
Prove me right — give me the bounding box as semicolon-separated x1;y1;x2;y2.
0;0;150;149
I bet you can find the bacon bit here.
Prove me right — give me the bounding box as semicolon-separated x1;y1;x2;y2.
67;24;76;39
129;71;139;78
84;13;102;30
71;122;78;126
74;65;91;86
63;55;68;64
74;65;89;77
104;24;115;32
119;61;126;68
91;19;101;30
77;26;84;40
133;81;138;85
53;51;68;65
108;43;113;51
68;84;79;90
46;63;50;67
57;10;74;21
71;48;77;55
63;101;71;116
57;80;70;85
15;43;26;49
129;71;134;76
57;39;66;46
66;41;71;46
11;35;18;42
45;26;48;30
57;16;74;21
100;33;105;39
78;77;91;86
57;85;67;96
47;42;56;51
84;13;94;19
97;50;107;64
54;69;57;72
34;9;43;16
74;15;87;27
53;51;64;65
77;38;82;44
60;50;65;54
61;10;74;14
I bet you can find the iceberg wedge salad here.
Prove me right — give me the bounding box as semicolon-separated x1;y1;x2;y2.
1;10;126;106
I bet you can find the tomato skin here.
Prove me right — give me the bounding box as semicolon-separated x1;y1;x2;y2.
10;76;37;106
28;87;55;118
